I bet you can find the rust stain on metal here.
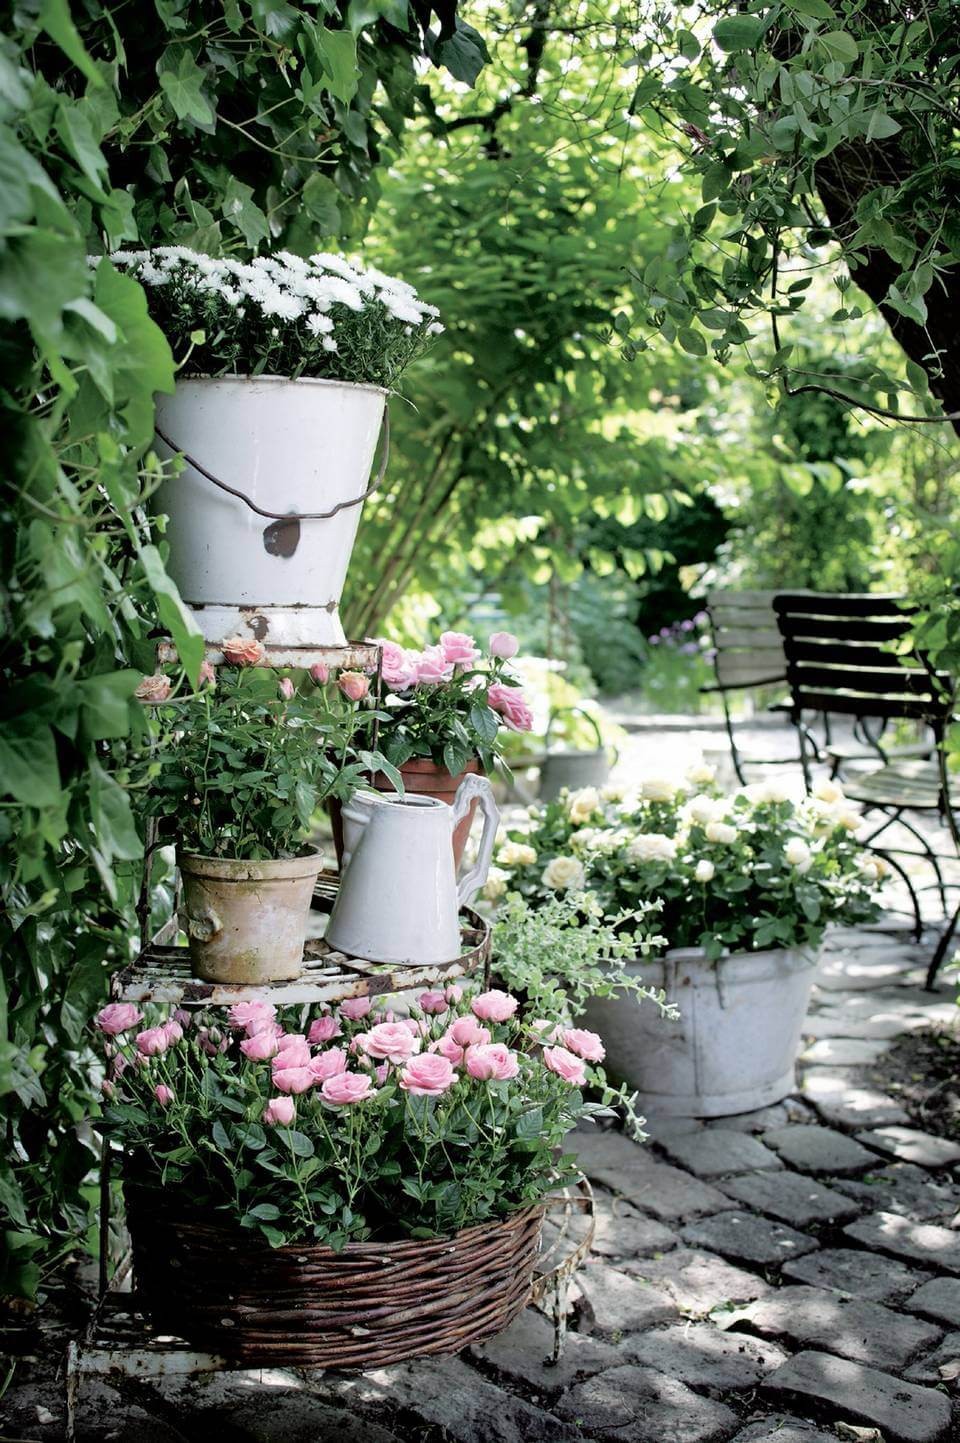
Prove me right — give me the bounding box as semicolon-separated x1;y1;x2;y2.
262;517;300;558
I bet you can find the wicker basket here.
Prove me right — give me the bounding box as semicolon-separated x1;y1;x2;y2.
125;1183;544;1368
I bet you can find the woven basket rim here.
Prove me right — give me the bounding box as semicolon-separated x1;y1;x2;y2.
124;1178;544;1259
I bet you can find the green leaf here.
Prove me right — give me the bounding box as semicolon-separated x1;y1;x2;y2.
302;173;342;234
39;0;103;86
287;1129;315;1157
138;544;204;686
434;21;490;86
212;1119;231;1151
0;718;61;807
866;108;902;142
56;101;108;193
818;30;859;63
247;1201;281;1220
88;759;142;862
713;15;763;51
678;327;707;356
76;671;140;740
701;163;729;203
159;51;216;126
221;176;269;247
675;29;700;60
786;0;836;19
313;27;360;103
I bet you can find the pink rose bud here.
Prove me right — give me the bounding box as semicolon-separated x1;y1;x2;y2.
338;670;370;702
563;1027;605;1063
445;984;463;1004
439;631;479;666
309;1046;348;1081
271;1066;315;1095
246;1017;283;1038
339;996;372;1021
240;1031;280;1061
321;1072;375;1105
278;676;295;701
221;635;265;666
173;1008;192;1030
228;1000;277;1030
135;1026;170;1057
374;1063;389;1085
100;1079;116;1100
359;1022;421;1064
487;682;534;733
154;1084;174;1107
489;631;519;659
543;1045;588;1086
135;673;172;703
161;1018;183;1044
96;1003;143;1036
464;1043;520;1081
198;659;216;688
417;990;448;1015
399;1053;457;1097
310;661;330;685
470;989;519;1023
308;1015;341;1045
263;1096;296;1126
448;1017;491;1048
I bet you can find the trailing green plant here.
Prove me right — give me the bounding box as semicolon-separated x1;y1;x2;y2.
106;249;442;387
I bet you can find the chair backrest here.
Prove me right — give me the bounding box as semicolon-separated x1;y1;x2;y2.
772;592;949;726
706;589;787;690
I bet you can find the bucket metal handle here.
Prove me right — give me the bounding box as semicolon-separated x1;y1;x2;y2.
154;406;390;523
546;705;619;764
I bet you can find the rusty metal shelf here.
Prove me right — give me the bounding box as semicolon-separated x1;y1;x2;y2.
156;638;381;671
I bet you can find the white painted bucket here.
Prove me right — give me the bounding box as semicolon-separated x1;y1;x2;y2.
582;945;818;1117
154;376;387;647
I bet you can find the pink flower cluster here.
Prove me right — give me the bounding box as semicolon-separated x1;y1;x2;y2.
373;629;528;724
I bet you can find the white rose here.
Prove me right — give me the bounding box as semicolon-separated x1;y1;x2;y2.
784;838;812;874
705;821;738;845
569;828;600;852
684;793;721;826
482;867;509;901
497;841;538;868
744;780;793;805
835;807;863;833
568;787;601;824
641;776;680;803
601;784;625;803
858;854;887;881
542;856;586;891
694;859;715;883
686;761;716;786
626;832;677;864
814;779;844;804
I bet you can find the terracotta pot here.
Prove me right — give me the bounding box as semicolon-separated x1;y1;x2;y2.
178;849;323;984
329;759;482;871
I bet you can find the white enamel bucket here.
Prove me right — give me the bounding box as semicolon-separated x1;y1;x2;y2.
154;376;387;647
583;946;819;1117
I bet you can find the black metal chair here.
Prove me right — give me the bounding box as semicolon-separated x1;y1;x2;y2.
773;592;958;986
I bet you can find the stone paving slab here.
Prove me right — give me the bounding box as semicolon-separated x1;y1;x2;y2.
843;1209;960;1273
681;1210;818;1266
853;1124;960;1168
760;1125;877;1176
800;1068;910;1129
833;1160;960;1220
585;1194;679;1259
903;1329;960;1384
470;1306;619;1394
718;1169;862;1227
798;1038;892;1066
781;1246;931;1303
585;1154;739;1223
763;1349;952;1442
556;1364;739;1443
910;1276;960;1325
657;1129;784;1178
728;1421;843;1443
725;1283;941;1369
620;1320;787;1387
624;1248;772;1316
703;1099;815;1132
577;1260;678;1335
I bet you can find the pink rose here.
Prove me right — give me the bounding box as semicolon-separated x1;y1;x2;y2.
222;636;265;666
359;1022;420;1064
198;659;216;688
246;1017;283;1038
228;1000;276;1030
321;1072;375;1105
135;673;172;703
272;1040;311;1070
417;990;448;1015
439;631;479;666
135;1026;169;1057
308;1015;341;1045
487;682;534;733
338;670;370;702
161;1018;183;1044
377;640;416;689
272;1066;315;1095
154;1084;174;1107
263;1096;295;1126
310;662;330;685
471;989;518;1023
173;1008;191;1030
278;676;295;701
309;1046;348;1081
415;646;453;684
448;1016;491;1047
543;1045;587;1086
340;996;371;1021
445;984;463;1004
240;1031;279;1061
531;1018;562;1043
96;1003;143;1036
563;1027;605;1063
374;1063;389;1085
464;1043;520;1081
399;1053;456;1097
489;631;519;659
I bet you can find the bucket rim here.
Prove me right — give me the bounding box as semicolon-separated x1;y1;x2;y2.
166;374;389;399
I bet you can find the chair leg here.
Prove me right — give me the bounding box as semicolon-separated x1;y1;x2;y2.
925;900;960;991
722;691;747;787
869;847;924;943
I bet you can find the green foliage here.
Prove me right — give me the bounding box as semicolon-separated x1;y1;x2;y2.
1;0;487;1297
621;1;960;423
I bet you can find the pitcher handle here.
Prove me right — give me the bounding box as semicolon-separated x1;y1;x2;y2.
453;774;500;908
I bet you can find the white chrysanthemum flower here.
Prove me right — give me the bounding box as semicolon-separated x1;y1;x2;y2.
321;337;338;352
427;321;445;335
263;290;305;320
684;793;722;827
686;760;716;786
743;779;793;805
814;779;845;804
305;312;334;336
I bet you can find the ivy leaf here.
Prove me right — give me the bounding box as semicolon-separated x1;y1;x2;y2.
55;101;108;193
88;759;143;863
137;544;204;687
818;30;859;64
39;0;103;86
221;176;269;247
0;717;61;807
302;173;341;233
313;27;360;103
76;670;141;740
433;20;490;85
713;15;763;51
159;51;216;127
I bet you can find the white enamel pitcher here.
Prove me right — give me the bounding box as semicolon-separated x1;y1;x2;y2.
325;775;499;964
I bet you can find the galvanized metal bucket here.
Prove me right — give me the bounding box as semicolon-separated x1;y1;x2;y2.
539;706;612;802
154;376;387;647
583;945;819;1117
